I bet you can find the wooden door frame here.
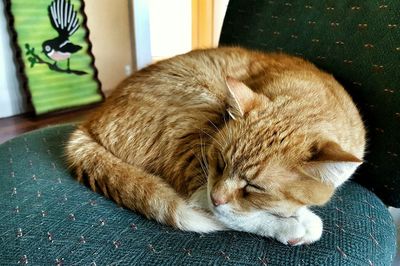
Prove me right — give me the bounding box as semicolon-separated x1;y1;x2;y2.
192;0;214;49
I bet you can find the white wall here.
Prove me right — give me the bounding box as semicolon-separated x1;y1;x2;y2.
148;0;192;61
84;0;136;95
0;0;27;118
148;0;229;60
130;0;152;70
213;0;229;46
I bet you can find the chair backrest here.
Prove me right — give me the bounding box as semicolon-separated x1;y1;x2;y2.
219;0;400;207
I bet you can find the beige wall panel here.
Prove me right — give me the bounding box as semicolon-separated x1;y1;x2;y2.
84;0;133;96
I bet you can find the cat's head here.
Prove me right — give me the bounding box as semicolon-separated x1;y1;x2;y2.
206;77;362;220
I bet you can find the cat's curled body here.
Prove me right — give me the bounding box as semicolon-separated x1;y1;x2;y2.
66;47;365;245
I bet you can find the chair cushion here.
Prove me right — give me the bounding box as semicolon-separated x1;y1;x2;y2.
219;0;400;207
0;124;396;265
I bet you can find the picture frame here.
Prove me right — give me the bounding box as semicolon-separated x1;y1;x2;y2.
4;0;104;115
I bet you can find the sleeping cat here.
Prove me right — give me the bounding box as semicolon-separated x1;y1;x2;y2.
66;47;365;246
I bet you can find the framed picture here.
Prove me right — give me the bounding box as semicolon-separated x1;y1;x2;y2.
5;0;104;115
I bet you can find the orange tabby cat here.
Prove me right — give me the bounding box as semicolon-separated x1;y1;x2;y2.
66;47;365;245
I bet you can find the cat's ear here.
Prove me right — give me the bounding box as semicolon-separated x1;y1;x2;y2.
225;76;256;120
303;141;363;187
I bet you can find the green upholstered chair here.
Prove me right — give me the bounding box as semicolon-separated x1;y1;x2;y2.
0;1;398;265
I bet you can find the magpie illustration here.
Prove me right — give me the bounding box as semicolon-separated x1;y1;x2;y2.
42;0;82;70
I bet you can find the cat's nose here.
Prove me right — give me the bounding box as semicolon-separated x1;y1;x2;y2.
211;194;227;206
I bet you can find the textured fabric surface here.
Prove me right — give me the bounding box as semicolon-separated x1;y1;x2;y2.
0;124;396;265
219;0;400;207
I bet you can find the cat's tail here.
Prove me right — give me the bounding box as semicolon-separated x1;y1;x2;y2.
65;127;224;233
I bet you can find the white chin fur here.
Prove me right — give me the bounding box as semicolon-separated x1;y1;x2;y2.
188;185;323;246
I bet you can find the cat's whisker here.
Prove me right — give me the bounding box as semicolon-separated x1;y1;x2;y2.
218;132;229;149
194;165;207;183
198;113;230;150
194;126;224;150
199;135;209;172
196;113;218;131
194;136;208;176
216;118;228;149
194;152;208;181
206;117;220;134
223;114;233;145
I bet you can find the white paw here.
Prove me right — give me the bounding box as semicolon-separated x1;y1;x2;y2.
281;208;323;246
273;217;306;245
274;208;323;246
296;208;323;245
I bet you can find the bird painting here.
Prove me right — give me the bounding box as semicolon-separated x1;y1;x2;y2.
7;0;102;115
42;0;82;70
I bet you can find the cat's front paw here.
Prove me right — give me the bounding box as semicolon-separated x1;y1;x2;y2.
272;217;306;245
280;208;323;246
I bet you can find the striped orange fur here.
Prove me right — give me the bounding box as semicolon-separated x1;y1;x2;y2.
66;47;365;243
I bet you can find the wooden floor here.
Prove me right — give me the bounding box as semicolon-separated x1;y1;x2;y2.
0;107;97;144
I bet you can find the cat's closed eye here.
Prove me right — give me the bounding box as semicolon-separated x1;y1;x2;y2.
242;176;265;193
245;183;265;192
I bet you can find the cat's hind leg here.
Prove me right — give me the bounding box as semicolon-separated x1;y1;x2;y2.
66;127;225;233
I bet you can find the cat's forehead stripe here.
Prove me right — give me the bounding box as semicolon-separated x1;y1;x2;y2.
232;156;266;180
247;166;263;181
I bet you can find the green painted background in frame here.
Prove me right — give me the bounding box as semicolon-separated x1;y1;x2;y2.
7;0;103;115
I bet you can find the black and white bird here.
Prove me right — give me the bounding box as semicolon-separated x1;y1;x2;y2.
42;0;82;69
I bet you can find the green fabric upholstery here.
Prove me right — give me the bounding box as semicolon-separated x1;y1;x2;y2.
219;0;400;207
0;125;396;265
